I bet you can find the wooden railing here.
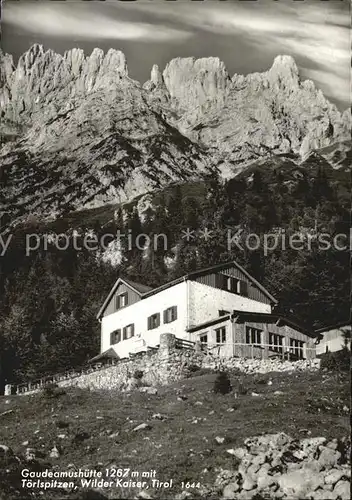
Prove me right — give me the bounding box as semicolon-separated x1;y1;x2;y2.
175;338;196;350
13;356;130;394
206;342;315;360
10;337;196;395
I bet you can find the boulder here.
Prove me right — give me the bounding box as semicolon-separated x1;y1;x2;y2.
139;387;158;395
138;490;154;499
49;446;60;458
226;447;246;460
215;436;226;445
0;444;13;456
311;489;337;500
278;469;323;497
25;448;37;461
324;468;346;486
241;474;256;491
318;447;341;469
132;423;151;432
301;437;326;454
151;413;167;421
333;480;350;500
257;472;277;490
222;482;240;498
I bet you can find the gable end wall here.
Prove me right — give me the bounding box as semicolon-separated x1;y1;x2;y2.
103;283;141;317
194;266;271;305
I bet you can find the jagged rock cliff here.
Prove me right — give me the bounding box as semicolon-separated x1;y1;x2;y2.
0;45;350;225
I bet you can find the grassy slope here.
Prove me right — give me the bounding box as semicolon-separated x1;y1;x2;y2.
0;370;350;499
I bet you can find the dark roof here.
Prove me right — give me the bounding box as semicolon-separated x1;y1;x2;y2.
315;320;351;334
187;309;314;337
142;261;277;304
97;261;277;319
88;348;119;363
123;278;153;294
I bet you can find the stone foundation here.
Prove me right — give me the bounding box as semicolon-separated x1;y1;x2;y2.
7;334;320;396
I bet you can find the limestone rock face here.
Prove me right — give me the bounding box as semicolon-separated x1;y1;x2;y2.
162;56;231;108
0;45;350;225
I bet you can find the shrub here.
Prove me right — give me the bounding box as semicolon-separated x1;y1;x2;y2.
42;383;66;398
133;370;144;380
320;348;350;372
213;371;232;395
253;376;267;385
186;367;214;378
187;364;201;372
238;381;248;395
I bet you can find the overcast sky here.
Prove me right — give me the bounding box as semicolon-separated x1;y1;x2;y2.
2;0;350;110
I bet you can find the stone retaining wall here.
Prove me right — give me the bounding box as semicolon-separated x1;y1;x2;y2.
6;334;320;396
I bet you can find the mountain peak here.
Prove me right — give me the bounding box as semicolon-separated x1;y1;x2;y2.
162;56;230;108
269;55;299;84
150;64;164;87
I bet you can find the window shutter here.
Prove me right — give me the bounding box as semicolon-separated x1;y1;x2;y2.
239;280;248;296
130;324;134;337
125;293;129;306
215;273;227;289
163;309;168;324
110;329;121;345
172;306;177;321
156;313;160;328
147;316;151;330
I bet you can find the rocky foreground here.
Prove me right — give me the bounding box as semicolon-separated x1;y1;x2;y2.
211;433;351;500
1;432;350;500
0;370;349;500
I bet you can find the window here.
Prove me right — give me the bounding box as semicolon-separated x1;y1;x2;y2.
164;306;177;324
225;275;239;292
217;274;248;296
110;329;121;345
289;338;305;359
116;292;128;309
200;333;208;345
123;324;134;340
269;332;284;353
246;326;262;345
147;313;160;330
238;280;248;297
216;327;226;344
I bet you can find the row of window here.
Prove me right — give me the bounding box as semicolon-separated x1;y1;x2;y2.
199;326;305;358
246;327;305;358
110;306;178;345
200;326;226;345
218;274;248;296
110;324;134;345
148;306;178;329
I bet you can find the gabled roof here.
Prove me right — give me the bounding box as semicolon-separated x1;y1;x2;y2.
123;278;153;294
142;261;277;304
88;348;119;363
97;261;277;319
96;277;152;319
315;320;351;334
